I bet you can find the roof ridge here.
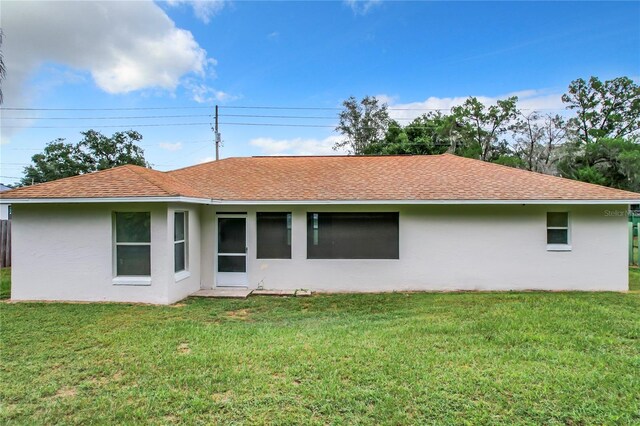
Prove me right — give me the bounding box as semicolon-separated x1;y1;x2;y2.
167;157;237;174
126;166;208;198
123;166;176;196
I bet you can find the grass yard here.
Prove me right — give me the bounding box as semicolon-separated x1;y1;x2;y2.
1;268;11;299
631;267;640;292
1;274;640;424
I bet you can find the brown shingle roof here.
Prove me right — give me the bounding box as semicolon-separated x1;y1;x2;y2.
0;165;206;200
2;154;639;202
168;154;640;201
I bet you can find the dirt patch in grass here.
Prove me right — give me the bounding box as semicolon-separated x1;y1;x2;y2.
177;342;191;355
54;387;77;398
211;390;233;403
224;308;251;320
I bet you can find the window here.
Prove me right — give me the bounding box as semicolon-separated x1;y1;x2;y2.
307;212;399;259
257;212;292;259
547;212;570;247
174;211;188;273
114;212;151;276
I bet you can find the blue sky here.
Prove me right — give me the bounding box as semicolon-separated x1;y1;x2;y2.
1;1;639;184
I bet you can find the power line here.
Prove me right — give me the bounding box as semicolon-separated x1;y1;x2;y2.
1;121;463;130
0;106;212;111
2;114;212;120
3;139;212;151
220;113;336;120
2;112;428;121
221;105;340;111
220;122;334;128
1;122;212;129
1;104;570;113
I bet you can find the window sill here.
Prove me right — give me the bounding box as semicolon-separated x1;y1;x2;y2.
113;276;152;286
175;270;191;283
547;244;572;252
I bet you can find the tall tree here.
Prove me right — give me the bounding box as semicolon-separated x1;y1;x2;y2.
334;96;391;155
562;76;640;145
363;112;464;156
77;129;147;171
510;112;567;173
21;130;148;186
558;76;640;190
558;137;640;192
451;96;519;161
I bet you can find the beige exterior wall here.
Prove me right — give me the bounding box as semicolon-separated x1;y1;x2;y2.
204;204;629;292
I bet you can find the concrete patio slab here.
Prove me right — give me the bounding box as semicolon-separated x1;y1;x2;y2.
252;289;312;297
191;288;252;299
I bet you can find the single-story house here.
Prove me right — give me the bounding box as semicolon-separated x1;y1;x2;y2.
1;154;639;304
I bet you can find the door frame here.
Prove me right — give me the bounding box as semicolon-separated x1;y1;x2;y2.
215;213;248;287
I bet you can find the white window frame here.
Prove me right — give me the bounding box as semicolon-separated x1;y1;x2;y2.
546;211;571;252
112;212;152;286
174;211;190;281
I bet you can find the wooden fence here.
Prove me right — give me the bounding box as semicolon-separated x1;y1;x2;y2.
0;220;10;268
630;222;639;267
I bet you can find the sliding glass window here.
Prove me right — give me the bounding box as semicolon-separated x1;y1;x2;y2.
307;212;399;259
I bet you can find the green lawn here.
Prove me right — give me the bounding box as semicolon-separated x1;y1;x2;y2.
1;268;11;299
630;267;640;291
1;274;639;424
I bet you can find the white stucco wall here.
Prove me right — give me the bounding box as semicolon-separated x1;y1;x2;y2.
166;203;202;304
203;204;629;292
9;202;630;305
11;203;178;304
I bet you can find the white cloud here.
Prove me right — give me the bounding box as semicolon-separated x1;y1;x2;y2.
0;0;217;141
1;1;212;99
186;81;238;103
159;142;183;151
250;135;347;156
267;31;280;40
378;89;567;122
344;0;382;15
166;0;226;24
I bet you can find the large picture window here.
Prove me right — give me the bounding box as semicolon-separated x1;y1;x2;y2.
115;212;151;276
174;211;188;273
257;212;292;259
307;212;399;259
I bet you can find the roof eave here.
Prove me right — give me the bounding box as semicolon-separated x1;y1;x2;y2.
1;197;638;205
0;196;214;204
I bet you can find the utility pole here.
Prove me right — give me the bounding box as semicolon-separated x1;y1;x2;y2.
214;105;221;161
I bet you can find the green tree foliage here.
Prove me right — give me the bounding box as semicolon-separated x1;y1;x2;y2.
21;130;148;186
363;113;464;156
558;137;640;192
451;96;519;161
559;76;640;191
562;76;640;145
334;96;391;155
